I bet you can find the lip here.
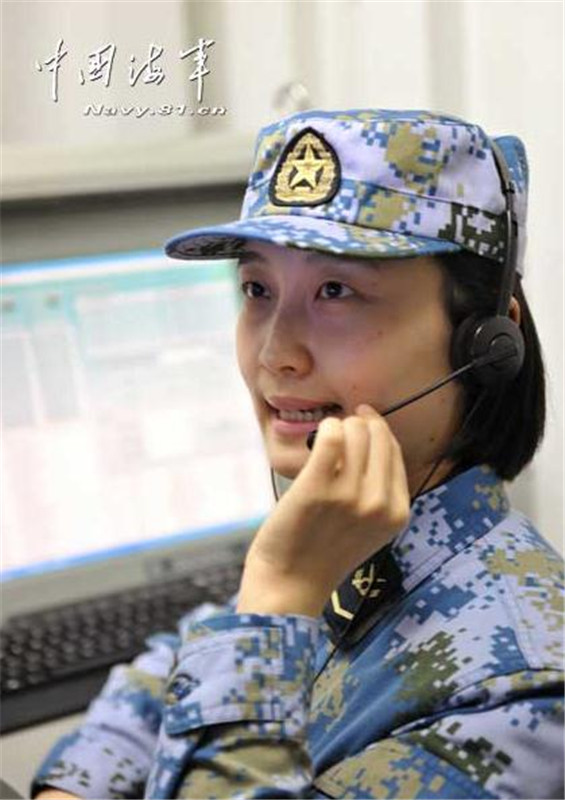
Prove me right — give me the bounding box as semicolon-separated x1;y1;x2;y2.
265;396;344;438
266;396;342;412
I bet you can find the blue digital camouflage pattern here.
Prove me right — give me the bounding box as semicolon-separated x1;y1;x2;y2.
165;109;529;276
31;464;563;799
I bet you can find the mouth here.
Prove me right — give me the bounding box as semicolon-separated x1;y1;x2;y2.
265;400;344;435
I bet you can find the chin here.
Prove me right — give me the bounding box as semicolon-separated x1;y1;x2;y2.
259;411;311;480
266;446;304;481
274;463;301;480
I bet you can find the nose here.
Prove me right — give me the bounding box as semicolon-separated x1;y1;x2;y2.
258;306;313;376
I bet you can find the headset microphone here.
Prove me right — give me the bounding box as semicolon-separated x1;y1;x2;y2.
305;342;517;450
306;139;525;454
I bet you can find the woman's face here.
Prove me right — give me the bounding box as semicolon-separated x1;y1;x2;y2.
235;240;464;496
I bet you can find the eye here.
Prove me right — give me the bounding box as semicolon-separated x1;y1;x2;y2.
240;280;269;299
318;281;355;300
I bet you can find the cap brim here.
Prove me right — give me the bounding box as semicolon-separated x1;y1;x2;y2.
165;215;462;261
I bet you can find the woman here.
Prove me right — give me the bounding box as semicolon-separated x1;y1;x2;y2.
33;109;563;799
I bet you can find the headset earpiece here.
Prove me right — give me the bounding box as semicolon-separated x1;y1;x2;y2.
451;314;525;387
450;139;526;390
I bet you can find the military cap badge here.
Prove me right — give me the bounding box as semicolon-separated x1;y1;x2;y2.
269;127;341;207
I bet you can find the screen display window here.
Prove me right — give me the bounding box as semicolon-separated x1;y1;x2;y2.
1;251;272;580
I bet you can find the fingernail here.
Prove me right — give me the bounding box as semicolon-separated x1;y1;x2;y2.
356;403;375;415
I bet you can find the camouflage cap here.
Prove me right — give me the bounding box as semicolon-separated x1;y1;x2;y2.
165;109;529;275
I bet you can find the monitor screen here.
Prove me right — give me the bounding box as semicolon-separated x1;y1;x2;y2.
1;250;273;581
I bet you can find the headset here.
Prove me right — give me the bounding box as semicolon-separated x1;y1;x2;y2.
304;138;525;454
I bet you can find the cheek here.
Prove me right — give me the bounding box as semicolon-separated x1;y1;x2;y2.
323;330;387;399
330;325;385;358
235;317;256;388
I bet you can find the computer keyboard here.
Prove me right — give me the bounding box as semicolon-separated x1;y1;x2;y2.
0;543;247;734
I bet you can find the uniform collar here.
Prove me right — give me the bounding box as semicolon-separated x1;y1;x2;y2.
322;464;510;647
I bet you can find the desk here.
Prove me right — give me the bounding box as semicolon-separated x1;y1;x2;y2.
1;714;84;798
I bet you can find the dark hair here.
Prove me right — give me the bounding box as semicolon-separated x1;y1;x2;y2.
436;251;546;482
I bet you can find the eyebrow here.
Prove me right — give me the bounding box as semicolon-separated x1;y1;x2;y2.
236;248;383;275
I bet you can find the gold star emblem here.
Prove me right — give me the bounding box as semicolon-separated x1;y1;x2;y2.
270;128;340;206
289;142;325;190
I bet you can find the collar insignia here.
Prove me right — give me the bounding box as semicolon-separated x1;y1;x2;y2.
269;127;341;207
323;544;403;648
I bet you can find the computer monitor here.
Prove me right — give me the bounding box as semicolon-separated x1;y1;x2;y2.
1;249;273;620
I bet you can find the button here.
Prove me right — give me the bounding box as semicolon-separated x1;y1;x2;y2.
165;673;201;705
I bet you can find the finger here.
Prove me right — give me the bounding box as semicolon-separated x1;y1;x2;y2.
368;428;410;531
341;415;371;489
386;435;411;532
363;412;392;476
304;415;345;481
361;415;395;511
355;404;389;475
355;402;379;417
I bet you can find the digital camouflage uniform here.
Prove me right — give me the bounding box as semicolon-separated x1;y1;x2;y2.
32;465;564;798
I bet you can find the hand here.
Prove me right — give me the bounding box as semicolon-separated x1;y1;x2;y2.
237;404;410;617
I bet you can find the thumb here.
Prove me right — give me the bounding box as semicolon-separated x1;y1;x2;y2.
355;403;380;418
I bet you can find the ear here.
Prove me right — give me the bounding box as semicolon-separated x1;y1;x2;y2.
509;296;521;327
